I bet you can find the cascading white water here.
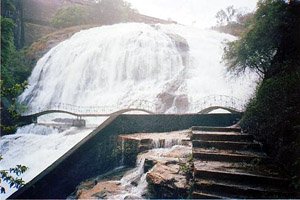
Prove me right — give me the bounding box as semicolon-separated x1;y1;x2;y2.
151;138;181;148
18;23;257;114
19;23;187;113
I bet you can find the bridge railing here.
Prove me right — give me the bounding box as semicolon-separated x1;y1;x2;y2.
21;95;247;116
22;100;158;116
190;95;246;113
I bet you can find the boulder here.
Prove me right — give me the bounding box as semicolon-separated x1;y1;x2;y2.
146;163;189;199
76;181;122;199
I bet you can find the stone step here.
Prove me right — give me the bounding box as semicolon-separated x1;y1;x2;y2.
192;140;262;151
192;132;254;142
194;179;294;199
193;148;267;163
194;168;288;188
191;126;241;133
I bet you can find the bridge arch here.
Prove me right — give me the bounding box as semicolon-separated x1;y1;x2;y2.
191;95;245;114
22;108;155;119
103;108;154;116
197;106;241;114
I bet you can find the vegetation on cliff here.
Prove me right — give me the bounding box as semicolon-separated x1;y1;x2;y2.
1;1;30;135
212;6;254;37
50;5;88;29
222;0;300;188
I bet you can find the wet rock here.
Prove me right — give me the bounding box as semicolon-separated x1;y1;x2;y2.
166;33;189;67
92;190;107;198
167;33;189;52
138;145;150;152
76;181;122;199
156;92;175;113
174;94;189;113
144;158;157;173
146;163;189;199
143;145;192;198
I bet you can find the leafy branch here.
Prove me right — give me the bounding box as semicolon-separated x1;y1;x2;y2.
0;156;28;194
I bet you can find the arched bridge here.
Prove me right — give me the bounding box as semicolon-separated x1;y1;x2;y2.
28;108;155;118
191;95;245;114
19;95;246;126
21;99;157;117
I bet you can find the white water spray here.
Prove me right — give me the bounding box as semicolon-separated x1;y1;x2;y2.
19;23;257;114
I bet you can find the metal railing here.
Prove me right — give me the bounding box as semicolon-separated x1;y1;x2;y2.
190;95;246;113
21;95;246;116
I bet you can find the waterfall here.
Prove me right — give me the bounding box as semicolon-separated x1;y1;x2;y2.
18;23;257;114
19;23;188;113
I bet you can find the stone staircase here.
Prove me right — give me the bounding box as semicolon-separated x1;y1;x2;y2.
191;126;297;199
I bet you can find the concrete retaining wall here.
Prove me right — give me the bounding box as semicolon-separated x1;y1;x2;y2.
9;113;241;199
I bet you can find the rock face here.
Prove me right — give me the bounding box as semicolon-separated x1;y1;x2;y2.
145;145;192;199
154;33;190;113
77;181;122;199
167;33;189;66
146;163;188;198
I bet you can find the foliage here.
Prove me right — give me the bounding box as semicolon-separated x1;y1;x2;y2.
50;0;134;28
50;6;88;28
241;72;300;182
0;155;28;194
1;16;30;135
1;17;15;72
213;6;254;37
215;6;237;26
222;0;289;78
93;0;133;24
178;153;193;181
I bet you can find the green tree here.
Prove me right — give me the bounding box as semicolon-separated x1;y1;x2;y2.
0;156;28;194
222;0;289;78
1;17;16;84
213;6;254;37
1;15;29;135
1;1;30;134
216;6;237;26
51;6;88;28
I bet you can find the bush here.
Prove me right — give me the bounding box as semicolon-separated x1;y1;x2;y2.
51;6;88;28
241;71;300;183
